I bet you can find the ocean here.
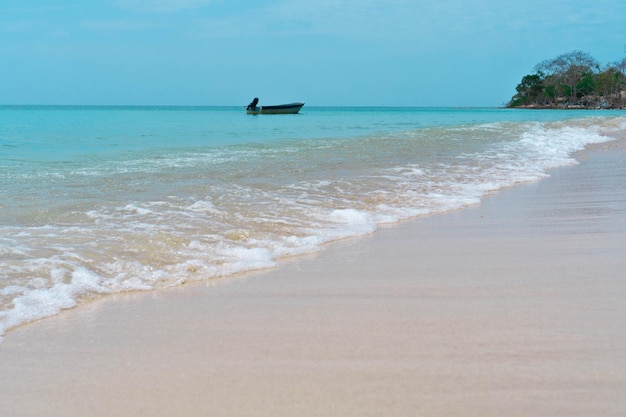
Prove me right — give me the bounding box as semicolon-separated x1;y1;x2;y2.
1;105;625;340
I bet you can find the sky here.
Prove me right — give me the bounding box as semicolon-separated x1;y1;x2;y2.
1;0;625;106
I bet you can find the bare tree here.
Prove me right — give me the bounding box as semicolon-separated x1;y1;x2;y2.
508;48;625;109
535;50;599;105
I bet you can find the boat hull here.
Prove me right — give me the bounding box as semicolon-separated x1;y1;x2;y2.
246;102;304;115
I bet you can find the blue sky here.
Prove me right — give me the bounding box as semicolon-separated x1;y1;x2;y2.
1;0;625;106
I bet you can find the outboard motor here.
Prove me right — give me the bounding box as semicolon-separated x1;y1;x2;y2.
246;97;259;110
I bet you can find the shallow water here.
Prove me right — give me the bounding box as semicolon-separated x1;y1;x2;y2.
1;105;625;339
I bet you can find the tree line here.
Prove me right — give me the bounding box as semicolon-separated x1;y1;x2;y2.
507;49;626;109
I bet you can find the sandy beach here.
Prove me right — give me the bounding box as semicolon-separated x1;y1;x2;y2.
1;139;625;416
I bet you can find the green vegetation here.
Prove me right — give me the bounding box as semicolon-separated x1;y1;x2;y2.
508;49;626;109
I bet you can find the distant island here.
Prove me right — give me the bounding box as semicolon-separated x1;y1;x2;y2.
507;50;626;109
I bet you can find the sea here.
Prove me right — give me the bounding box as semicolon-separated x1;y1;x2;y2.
1;105;625;340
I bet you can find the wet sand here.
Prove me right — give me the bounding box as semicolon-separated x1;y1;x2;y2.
1;140;625;417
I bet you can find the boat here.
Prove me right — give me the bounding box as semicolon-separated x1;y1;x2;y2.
245;98;304;115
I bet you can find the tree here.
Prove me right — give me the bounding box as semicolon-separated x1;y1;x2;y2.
614;56;626;105
577;71;595;96
507;49;625;109
510;72;544;106
534;50;599;105
596;67;621;100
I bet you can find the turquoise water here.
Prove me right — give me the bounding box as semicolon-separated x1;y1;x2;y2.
1;106;625;339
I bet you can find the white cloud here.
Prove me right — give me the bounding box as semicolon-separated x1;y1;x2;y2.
81;19;167;31
265;0;415;37
115;0;219;13
0;20;34;34
190;0;421;40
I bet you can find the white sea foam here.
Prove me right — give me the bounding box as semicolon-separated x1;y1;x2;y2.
0;267;110;338
329;209;377;235
187;200;221;213
1;107;623;341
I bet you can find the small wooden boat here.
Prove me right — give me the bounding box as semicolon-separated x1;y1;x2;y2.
246;98;304;115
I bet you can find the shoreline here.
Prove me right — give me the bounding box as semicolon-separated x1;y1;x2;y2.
1;139;625;416
508;104;626;110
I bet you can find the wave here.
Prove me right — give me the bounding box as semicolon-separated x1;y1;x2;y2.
1;114;624;341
